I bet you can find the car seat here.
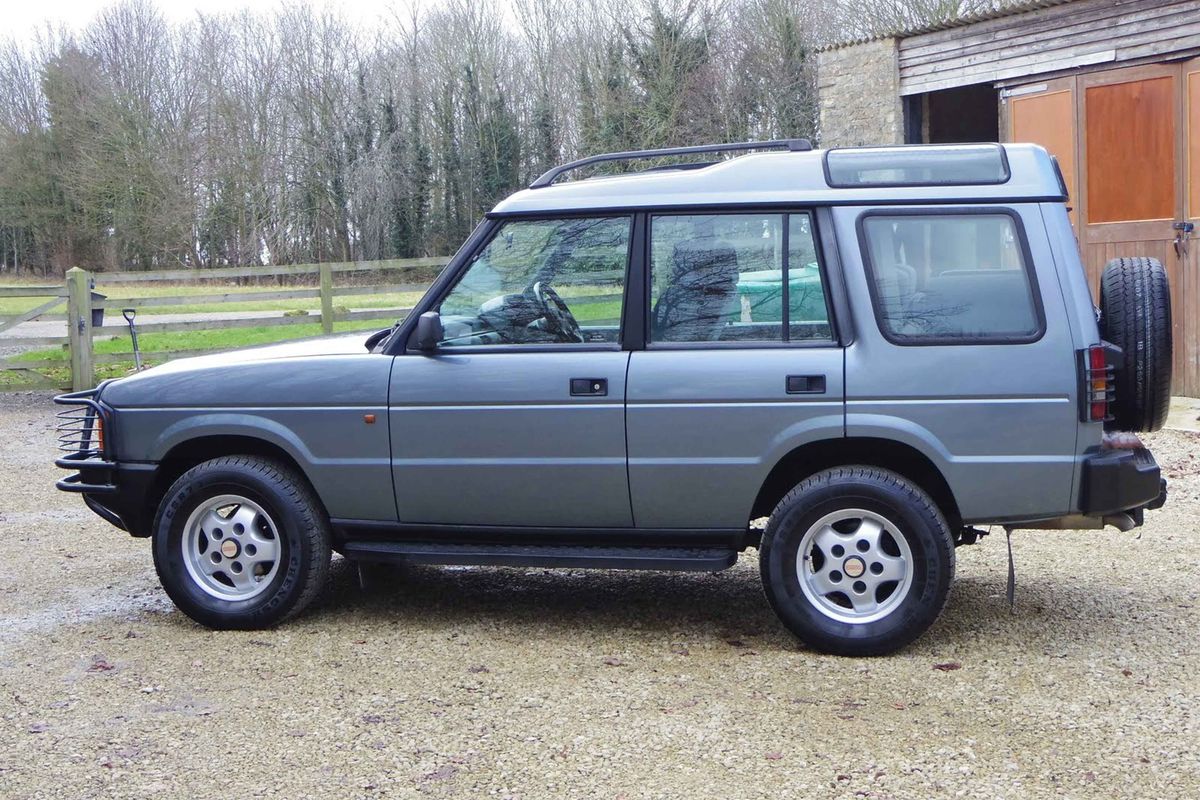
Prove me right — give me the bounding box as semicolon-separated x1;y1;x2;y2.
652;240;741;341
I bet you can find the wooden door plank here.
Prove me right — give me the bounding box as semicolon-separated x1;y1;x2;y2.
1078;61;1186;392
1181;61;1200;395
1009;84;1078;225
1085;75;1176;224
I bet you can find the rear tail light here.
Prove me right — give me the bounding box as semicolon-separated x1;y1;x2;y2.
1079;344;1114;423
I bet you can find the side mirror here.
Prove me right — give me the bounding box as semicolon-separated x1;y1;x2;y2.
414;311;443;351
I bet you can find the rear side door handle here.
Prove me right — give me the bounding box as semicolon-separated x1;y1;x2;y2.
786;374;826;394
570;378;608;397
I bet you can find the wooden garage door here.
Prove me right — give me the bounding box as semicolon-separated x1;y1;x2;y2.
1009;78;1077;225
1081;64;1188;395
1010;62;1199;395
1184;58;1200;396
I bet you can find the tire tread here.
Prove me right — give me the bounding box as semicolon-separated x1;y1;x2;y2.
759;465;955;656
1100;257;1171;432
152;455;331;629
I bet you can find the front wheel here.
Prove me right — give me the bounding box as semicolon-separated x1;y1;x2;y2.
759;466;954;656
152;456;331;629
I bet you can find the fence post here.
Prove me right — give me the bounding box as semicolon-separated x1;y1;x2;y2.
65;267;94;391
319;262;334;335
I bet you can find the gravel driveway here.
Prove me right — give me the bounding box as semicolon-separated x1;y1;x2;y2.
1;390;1197;799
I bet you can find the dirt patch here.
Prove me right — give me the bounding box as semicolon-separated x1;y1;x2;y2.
2;391;1198;799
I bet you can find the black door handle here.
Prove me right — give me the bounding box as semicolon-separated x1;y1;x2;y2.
786;374;826;394
570;378;608;396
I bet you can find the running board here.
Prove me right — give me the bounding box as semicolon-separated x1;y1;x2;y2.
340;541;739;572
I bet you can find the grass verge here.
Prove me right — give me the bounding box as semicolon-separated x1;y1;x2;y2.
2;319;388;390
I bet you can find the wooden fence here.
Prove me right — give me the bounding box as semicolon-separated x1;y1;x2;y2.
0;257;447;391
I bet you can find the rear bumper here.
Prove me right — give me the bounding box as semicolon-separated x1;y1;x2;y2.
1080;447;1165;516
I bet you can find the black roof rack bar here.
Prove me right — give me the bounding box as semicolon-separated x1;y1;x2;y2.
529;138;813;189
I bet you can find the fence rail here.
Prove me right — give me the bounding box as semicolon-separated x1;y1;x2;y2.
1;257;447;390
91;257;447;284
0;285;62;297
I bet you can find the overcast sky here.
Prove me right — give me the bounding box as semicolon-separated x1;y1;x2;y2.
5;0;408;43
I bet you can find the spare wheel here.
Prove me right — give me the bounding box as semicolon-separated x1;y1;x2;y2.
1099;257;1172;432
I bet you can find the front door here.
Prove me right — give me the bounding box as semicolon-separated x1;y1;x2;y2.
626;210;845;529
389;215;634;528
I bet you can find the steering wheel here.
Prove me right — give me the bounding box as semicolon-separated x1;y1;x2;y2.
532;282;584;343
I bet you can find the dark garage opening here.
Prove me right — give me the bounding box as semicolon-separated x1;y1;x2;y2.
904;83;1000;144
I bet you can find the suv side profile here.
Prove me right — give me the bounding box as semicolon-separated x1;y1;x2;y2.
55;141;1170;655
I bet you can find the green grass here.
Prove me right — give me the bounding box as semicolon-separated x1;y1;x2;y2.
0;274;620;390
0;361;120;389
0;278;429;317
14;318;388;363
2;319;389;390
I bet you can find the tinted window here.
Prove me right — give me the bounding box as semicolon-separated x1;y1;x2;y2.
787;214;828;341
649;212;831;343
861;213;1041;342
438;217;629;347
826;144;1009;187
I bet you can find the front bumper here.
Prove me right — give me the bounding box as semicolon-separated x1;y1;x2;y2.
1080;446;1166;517
54;388;157;536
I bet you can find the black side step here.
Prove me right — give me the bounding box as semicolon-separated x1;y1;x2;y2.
341;541;738;572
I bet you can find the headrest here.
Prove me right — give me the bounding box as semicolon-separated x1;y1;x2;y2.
670;240;739;289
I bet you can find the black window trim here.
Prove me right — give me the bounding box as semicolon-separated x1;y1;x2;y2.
815;206;854;348
398;211;635;356
643;207;839;350
385;217;497;355
855;206;1047;347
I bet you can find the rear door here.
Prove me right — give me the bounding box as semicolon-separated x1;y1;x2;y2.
389;215;634;528
626;210;845;529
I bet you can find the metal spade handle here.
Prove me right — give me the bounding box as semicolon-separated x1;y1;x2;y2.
122;308;143;370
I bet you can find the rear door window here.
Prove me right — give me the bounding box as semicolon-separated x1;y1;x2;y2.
649;212;832;344
859;211;1043;343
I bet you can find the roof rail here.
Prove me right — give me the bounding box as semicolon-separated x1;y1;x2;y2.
529;139;813;189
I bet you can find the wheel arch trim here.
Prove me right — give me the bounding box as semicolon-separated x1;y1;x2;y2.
751;424;961;527
152;414;317;468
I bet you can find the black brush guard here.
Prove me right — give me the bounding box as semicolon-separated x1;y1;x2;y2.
53;388;118;496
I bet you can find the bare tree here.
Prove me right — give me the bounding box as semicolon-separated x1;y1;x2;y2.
0;0;1000;273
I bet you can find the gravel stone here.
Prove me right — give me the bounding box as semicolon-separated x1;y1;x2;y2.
1;391;1197;798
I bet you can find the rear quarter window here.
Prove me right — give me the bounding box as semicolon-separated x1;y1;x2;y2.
858;210;1044;344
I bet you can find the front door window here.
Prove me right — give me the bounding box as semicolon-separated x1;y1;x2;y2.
438;216;630;347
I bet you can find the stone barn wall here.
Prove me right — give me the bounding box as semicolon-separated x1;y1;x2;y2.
817;38;904;147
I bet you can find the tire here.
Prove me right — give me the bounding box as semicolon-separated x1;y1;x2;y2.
1099;257;1172;432
152;456;331;629
759;466;954;656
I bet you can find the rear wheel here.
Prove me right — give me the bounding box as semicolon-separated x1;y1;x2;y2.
1099;257;1172;432
759;466;954;656
152;456;331;629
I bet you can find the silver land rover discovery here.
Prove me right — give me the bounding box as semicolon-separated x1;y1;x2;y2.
54;141;1171;655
